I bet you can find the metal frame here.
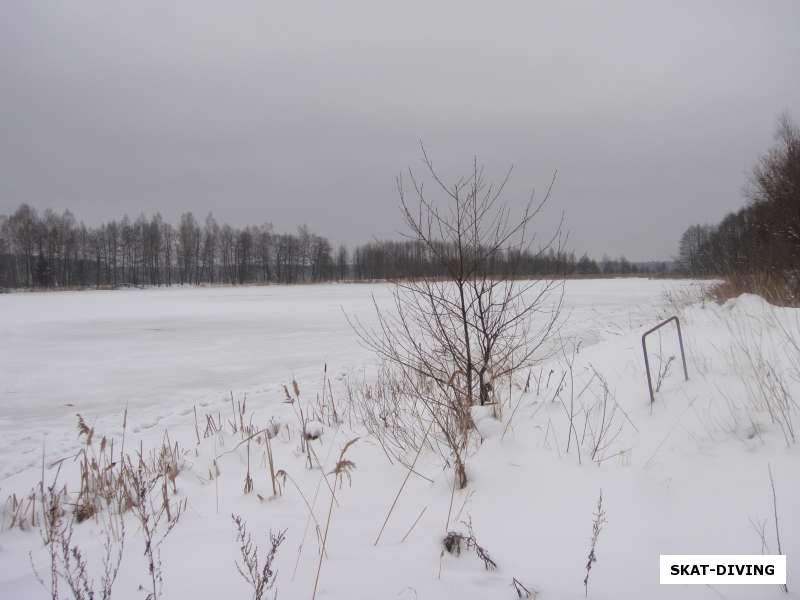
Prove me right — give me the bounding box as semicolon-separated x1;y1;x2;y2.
642;316;688;404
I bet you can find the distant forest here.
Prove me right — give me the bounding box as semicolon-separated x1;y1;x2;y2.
0;206;671;290
677;115;799;297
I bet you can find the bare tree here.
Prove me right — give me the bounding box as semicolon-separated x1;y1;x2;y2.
677;224;712;275
351;147;563;488
335;244;349;281
678;114;800;300
178;212;200;284
202;213;219;284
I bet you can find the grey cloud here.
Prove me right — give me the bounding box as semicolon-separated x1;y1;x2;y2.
2;1;799;260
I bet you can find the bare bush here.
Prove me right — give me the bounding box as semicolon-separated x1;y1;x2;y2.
122;454;186;600
350;148;563;489
583;368;627;463
552;349;630;464
232;514;286;600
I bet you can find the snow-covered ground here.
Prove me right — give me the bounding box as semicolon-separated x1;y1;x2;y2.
1;279;797;599
0;279;685;480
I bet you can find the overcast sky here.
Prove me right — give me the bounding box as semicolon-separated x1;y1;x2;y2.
1;2;798;260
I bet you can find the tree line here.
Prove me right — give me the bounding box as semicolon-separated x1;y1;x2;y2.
678;115;799;293
0;205;671;290
0;208;338;288
352;239;669;280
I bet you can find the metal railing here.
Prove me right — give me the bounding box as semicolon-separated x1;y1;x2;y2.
642;316;688;404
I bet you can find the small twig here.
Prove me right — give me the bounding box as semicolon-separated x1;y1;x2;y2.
768;463;788;594
512;577;534;598
400;506;428;543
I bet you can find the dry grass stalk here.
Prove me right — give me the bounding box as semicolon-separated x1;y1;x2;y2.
193;405;201;446
374;420;433;546
72;415;134;522
264;434;279;497
285;380;316;466
708;272;799;307
306;444;340;509
318;363;341;426
16;411;198;600
204;412;222;438
243;440;254;495
311;438;358;600
327;378;340;425
31;462;125;600
583;490;606;597
767;464;788;594
288;466;329;581
3;489;38;531
726;313;797;447
400;505;428;543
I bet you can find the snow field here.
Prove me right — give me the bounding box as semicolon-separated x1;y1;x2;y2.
1;280;797;599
